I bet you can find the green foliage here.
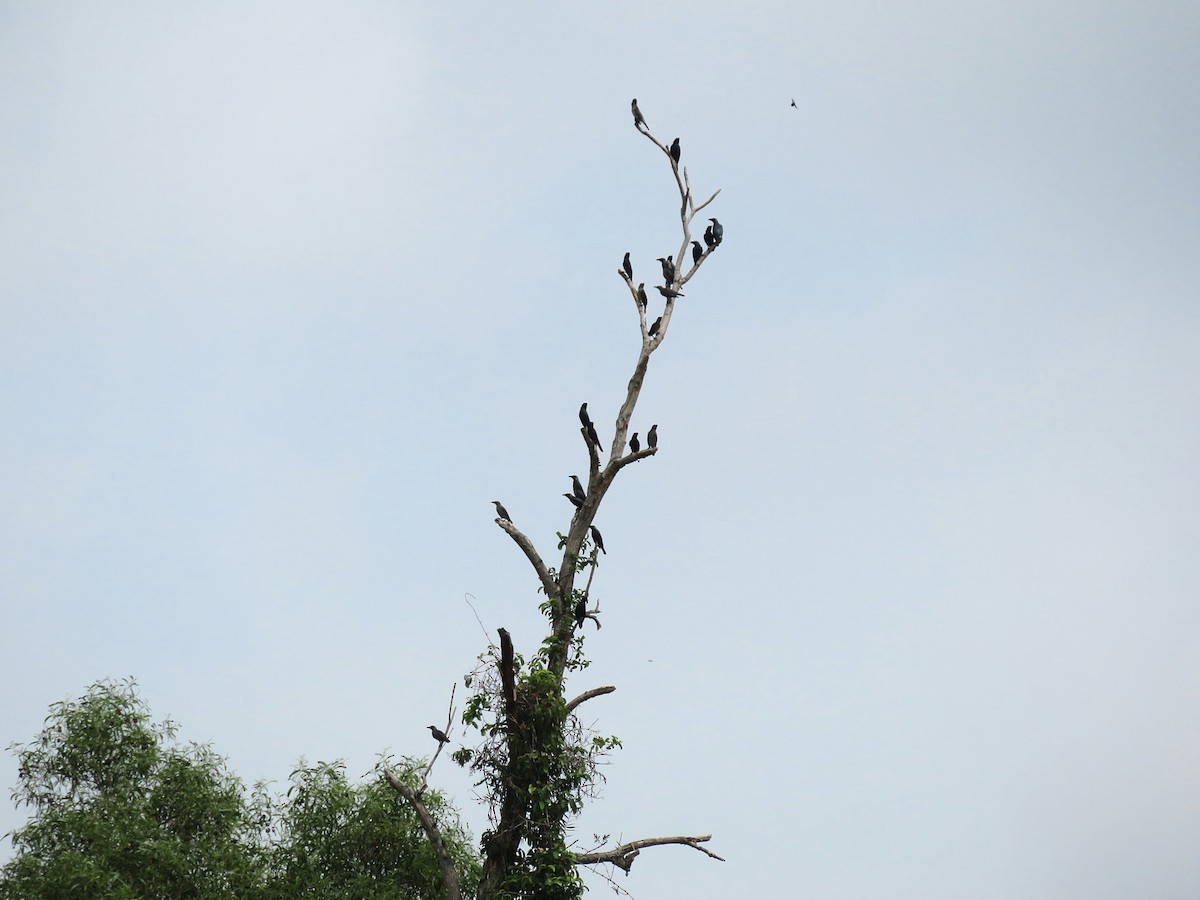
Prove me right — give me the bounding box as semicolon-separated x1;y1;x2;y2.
1;680;480;900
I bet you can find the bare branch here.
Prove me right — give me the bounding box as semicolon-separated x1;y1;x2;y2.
566;685;616;713
383;770;464;900
495;517;558;601
576;834;724;871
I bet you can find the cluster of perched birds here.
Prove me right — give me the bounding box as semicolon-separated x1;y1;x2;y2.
624;100;723;340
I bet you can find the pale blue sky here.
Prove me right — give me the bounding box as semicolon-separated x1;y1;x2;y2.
2;2;1199;897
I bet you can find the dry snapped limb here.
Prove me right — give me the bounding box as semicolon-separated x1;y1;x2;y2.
494;516;559;605
576;834;725;872
565;685;616;713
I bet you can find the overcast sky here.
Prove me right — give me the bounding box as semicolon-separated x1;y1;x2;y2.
3;2;1199;897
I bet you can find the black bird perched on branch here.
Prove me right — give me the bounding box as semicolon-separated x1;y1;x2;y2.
703;224;715;248
629;432;640;453
657;285;684;300
574;597;587;630
647;424;658;449
648;316;662;338
657;256;675;283
692;241;703;265
570;475;586;503
669;137;680;163
622;252;633;280
708;217;723;245
579;402;591;429
636;283;648;311
428;725;450;744
590;525;606;554
492;501;511;521
586;421;601;450
631;98;647;130
563;492;583;510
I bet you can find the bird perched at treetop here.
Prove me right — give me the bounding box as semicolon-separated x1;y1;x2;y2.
647;424;658;449
586;421;601;450
631;98;647;130
629;432;640;453
428;725;450;744
648;316;662;338
590;525;606;554
563;492;583;510
570;475;586;502
703;224;715;248
636;283;648;311
622;252;633;280
657;256;675;283
579;402;591;429
669;137;680;163
492;501;511;521
691;241;703;265
708;217;723;245
657;285;684;300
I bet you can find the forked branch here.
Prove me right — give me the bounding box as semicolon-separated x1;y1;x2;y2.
576;833;725;871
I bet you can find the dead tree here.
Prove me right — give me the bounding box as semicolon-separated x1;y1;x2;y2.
387;100;725;900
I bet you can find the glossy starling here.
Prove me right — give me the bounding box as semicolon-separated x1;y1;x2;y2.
647;424;658;449
637;283;648;311
563;492;584;510
570;475;586;502
657;256;675;283
492;500;511;521
590;525;607;554
708;217;723;245
691;241;703;265
574;597;587;629
703;225;715;248
648;316;662;338
631;98;647;130
656;285;684;300
428;725;450;744
622;252;633;280
586;421;601;450
669;137;680;163
629;432;640;453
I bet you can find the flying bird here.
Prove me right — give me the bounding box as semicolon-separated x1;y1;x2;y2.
669;137;680;163
691;241;703;265
579;402;591;428
708;217;723;245
492;501;511;521
636;283;648;311
648;316;662;338
629;432;640;453
790;98;797;108
586;421;601;450
622;252;633;280
570;475;586;502
631;98;647;130
590;525;607;554
657;256;675;283
647;424;658;449
428;725;450;744
563;492;584;510
657;285;684;300
574;597;587;630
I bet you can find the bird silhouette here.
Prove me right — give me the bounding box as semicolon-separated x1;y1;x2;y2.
492;501;511;521
657;256;675;283
586;422;601;450
708;217;723;245
669;137;680;163
574;597;587;629
629;432;640;453
657;285;684;300
647;424;658;449
570;475;586;502
563;492;584;510
428;725;450;744
631;98;647;130
579;402;591;428
590;525;606;554
703;224;715;248
636;283;648;311
648;316;662;338
790;98;797;108
691;241;703;265
622;252;633;280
